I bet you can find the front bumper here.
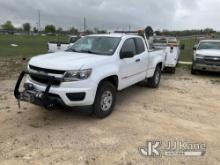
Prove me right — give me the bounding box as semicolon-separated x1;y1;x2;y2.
14;71;96;108
193;63;220;72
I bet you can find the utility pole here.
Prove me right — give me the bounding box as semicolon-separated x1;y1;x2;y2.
38;10;41;33
83;17;87;32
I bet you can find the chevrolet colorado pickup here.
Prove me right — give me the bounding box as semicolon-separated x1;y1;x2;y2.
191;40;220;74
14;33;165;118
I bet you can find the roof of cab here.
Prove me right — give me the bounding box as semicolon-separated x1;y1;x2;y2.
200;39;220;42
88;33;142;38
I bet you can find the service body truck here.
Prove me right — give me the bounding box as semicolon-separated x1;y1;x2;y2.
14;33;165;118
151;36;183;73
48;36;82;53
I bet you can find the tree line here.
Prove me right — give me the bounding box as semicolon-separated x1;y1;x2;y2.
0;20;218;36
0;20;107;35
155;28;217;37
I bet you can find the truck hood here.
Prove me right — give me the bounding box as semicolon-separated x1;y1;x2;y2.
196;49;220;57
29;52;110;71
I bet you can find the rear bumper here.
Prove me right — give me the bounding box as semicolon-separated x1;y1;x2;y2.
14;71;96;108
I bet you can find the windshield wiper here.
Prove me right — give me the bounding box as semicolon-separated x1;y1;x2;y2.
79;50;103;55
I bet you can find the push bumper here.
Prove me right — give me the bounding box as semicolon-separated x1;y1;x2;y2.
14;71;96;108
14;71;64;108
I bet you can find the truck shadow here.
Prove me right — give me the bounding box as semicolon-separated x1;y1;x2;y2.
26;84;150;125
196;71;220;77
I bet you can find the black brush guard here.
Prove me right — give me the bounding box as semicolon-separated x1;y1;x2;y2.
14;71;63;109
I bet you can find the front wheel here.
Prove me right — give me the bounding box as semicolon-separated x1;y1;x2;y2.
93;81;116;118
147;65;162;88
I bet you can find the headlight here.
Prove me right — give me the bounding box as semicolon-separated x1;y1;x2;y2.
196;54;204;59
63;69;92;82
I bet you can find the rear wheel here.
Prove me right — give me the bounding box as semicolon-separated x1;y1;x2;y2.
191;63;197;75
147;65;162;88
170;67;176;74
93;81;116;118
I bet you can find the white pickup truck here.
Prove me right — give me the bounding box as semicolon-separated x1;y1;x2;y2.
48;36;81;53
14;33;165;118
191;40;220;74
151;36;184;73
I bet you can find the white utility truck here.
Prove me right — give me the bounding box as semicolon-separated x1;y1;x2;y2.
191;40;220;74
14;33;165;118
48;36;82;53
151;36;184;73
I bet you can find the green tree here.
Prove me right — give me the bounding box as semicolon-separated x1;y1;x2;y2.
23;23;31;34
84;29;94;35
94;27;107;34
57;27;63;33
45;25;56;34
69;27;79;35
1;21;14;31
33;27;38;33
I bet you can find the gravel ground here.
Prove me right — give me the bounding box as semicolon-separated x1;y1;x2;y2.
0;66;220;165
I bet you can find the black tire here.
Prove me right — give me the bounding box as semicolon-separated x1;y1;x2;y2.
93;81;116;118
191;68;197;75
170;67;176;74
191;63;197;75
147;65;162;88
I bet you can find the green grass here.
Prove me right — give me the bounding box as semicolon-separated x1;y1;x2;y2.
0;34;68;58
179;37;199;62
0;34;198;62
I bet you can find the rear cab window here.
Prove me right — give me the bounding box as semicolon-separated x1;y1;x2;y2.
134;38;145;54
120;38;136;55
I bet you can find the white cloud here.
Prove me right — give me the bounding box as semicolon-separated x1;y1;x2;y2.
0;0;219;31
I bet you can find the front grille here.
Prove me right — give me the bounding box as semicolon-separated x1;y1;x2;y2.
196;56;220;66
30;74;61;86
29;65;65;86
29;65;66;75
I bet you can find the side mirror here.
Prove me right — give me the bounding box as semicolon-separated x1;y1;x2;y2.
180;44;185;50
120;51;134;59
193;44;197;51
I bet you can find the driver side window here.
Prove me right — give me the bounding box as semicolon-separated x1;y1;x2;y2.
120;38;136;56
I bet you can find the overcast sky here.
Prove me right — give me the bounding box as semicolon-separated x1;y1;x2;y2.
0;0;219;31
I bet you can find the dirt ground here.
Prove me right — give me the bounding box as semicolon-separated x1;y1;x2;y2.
0;66;220;165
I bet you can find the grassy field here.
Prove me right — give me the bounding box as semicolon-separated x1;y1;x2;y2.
179;37;198;62
0;34;68;58
0;34;198;61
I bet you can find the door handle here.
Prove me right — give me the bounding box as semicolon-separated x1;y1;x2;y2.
135;59;141;62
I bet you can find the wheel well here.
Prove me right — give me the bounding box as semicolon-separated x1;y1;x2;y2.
157;62;163;69
99;75;119;89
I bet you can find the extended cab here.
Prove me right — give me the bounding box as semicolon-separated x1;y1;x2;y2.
191;40;220;74
48;36;81;53
14;34;165;118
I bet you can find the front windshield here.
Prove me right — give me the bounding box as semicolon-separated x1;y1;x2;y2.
69;37;81;43
198;42;220;50
67;36;121;55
